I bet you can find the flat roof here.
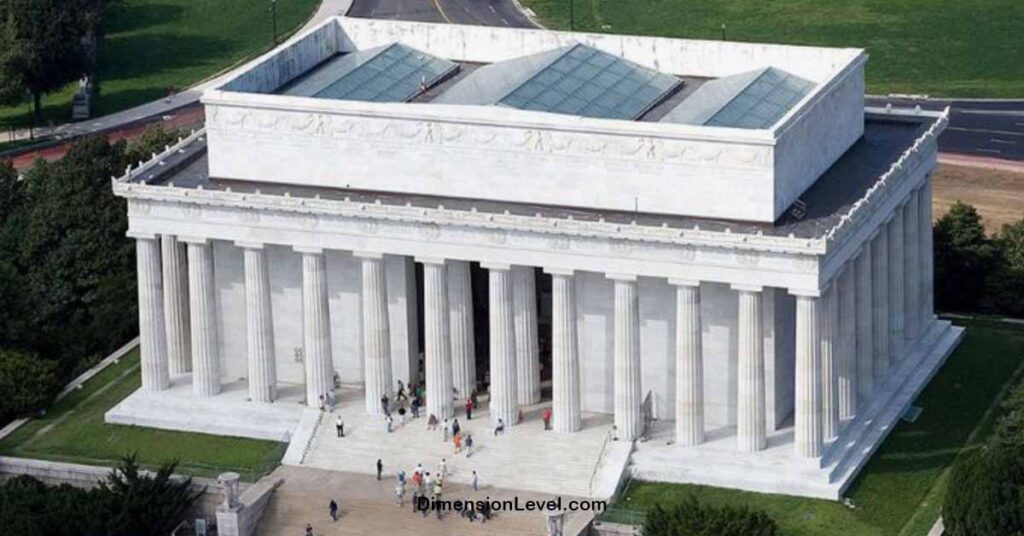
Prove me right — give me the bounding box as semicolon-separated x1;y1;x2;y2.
137;114;932;240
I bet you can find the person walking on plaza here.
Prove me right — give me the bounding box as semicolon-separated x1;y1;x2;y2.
329;499;338;521
442;418;450;442
411;396;421;419
465;434;474;457
472;470;478;491
376;459;383;481
306;522;314;535
438;458;448;479
395;480;406;507
427;413;438;430
381;393;390;416
465;397;473;420
335;416;344;438
542;407;552;431
494;418;505;436
396;380;407;402
453;432;462;454
386;413;394;433
452;418;461;438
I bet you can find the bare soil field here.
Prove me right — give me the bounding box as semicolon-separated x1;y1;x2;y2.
933;164;1024;232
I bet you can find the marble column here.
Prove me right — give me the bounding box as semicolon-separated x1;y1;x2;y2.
359;252;393;415
871;229;890;382
735;285;765;452
838;265;858;420
299;248;333;408
486;263;518;427
421;258;454;419
610;274;642;441
134;234;169;392
794;293;822;458
186;239;220;397
888;209;906;363
242;243;276;403
919;180;935;324
549;269;581;433
513;265;541;405
447;260;476;401
903;194;921;344
820;283;839;440
855;247;874;402
672;280;704;446
161;235;191;375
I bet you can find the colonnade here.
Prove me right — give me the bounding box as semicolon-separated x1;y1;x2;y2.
130;179;933;457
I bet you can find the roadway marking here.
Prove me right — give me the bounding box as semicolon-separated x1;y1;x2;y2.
959;109;1024;117
490;4;496;12
947;126;1024;138
432;0;453;23
977;148;1003;155
990;138;1017;145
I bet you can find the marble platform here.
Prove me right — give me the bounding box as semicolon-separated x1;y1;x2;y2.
105;374;306;442
629;319;964;499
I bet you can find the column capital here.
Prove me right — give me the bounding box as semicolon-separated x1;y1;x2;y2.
544;267;575;276
235;241;265;250
481;261;512;271
126;230;160;240
416;256;447;266
606;272;637;282
293;245;324;255
178;236;210;245
730;283;763;293
668;278;701;288
353;251;385;260
789;288;821;298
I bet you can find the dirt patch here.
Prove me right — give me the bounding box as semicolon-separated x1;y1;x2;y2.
933;163;1024;232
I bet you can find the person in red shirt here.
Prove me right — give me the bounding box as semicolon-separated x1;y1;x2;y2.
542;407;552;431
464;397;474;420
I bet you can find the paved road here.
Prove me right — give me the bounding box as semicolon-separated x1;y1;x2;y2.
867;97;1024;161
349;0;537;27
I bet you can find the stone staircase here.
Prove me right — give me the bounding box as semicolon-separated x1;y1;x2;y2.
629;319;964;499
300;397;617;498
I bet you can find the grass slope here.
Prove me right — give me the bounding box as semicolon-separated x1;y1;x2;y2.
0;0;318;128
0;348;285;481
607;318;1024;535
523;0;1024;98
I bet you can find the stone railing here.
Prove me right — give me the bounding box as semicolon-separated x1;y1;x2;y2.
822;107;949;253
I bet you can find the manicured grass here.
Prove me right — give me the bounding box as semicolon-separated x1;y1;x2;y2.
605;318;1024;535
0;0;319;128
523;0;1024;98
0;348;286;481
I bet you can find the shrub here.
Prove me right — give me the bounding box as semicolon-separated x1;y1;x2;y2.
0;349;59;422
642;496;777;536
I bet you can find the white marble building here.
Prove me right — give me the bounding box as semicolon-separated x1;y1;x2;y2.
107;17;962;499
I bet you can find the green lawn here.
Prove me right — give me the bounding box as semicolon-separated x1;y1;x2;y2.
0;348;286;481
0;0;319;128
604;318;1024;536
523;0;1024;98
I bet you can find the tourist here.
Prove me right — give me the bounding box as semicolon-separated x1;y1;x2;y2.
453;432;462;454
494;418;505;436
397;469;406;483
480;500;491;522
465;397;473;420
438;458;448;478
329;499;338;521
423;471;433;492
411;397;421;419
472;470;478;491
452;418;461;438
442;418;450;442
386;413;394;433
376;459;383;481
427;413;438;431
306;522;314;535
411;489;421;513
465;434;474;457
396;380;407;402
335;416;344;438
518;408;524;424
542;407;552;431
381;393;390;416
396;480;406;507
398;405;407;425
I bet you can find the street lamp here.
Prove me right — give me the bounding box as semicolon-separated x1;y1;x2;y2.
271;0;278;45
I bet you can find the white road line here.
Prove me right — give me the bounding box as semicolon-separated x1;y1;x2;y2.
489;4;496;12
959;109;1024;117
977;148;1003;155
990;138;1016;145
947;126;1024;138
501;16;509;24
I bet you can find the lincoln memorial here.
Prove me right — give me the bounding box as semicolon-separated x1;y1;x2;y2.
107;16;963;500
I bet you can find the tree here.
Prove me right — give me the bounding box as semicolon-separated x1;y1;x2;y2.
0;0;101;122
984;219;1024;317
0;349;59;423
642;496;777;536
99;454;204;536
933;201;998;313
